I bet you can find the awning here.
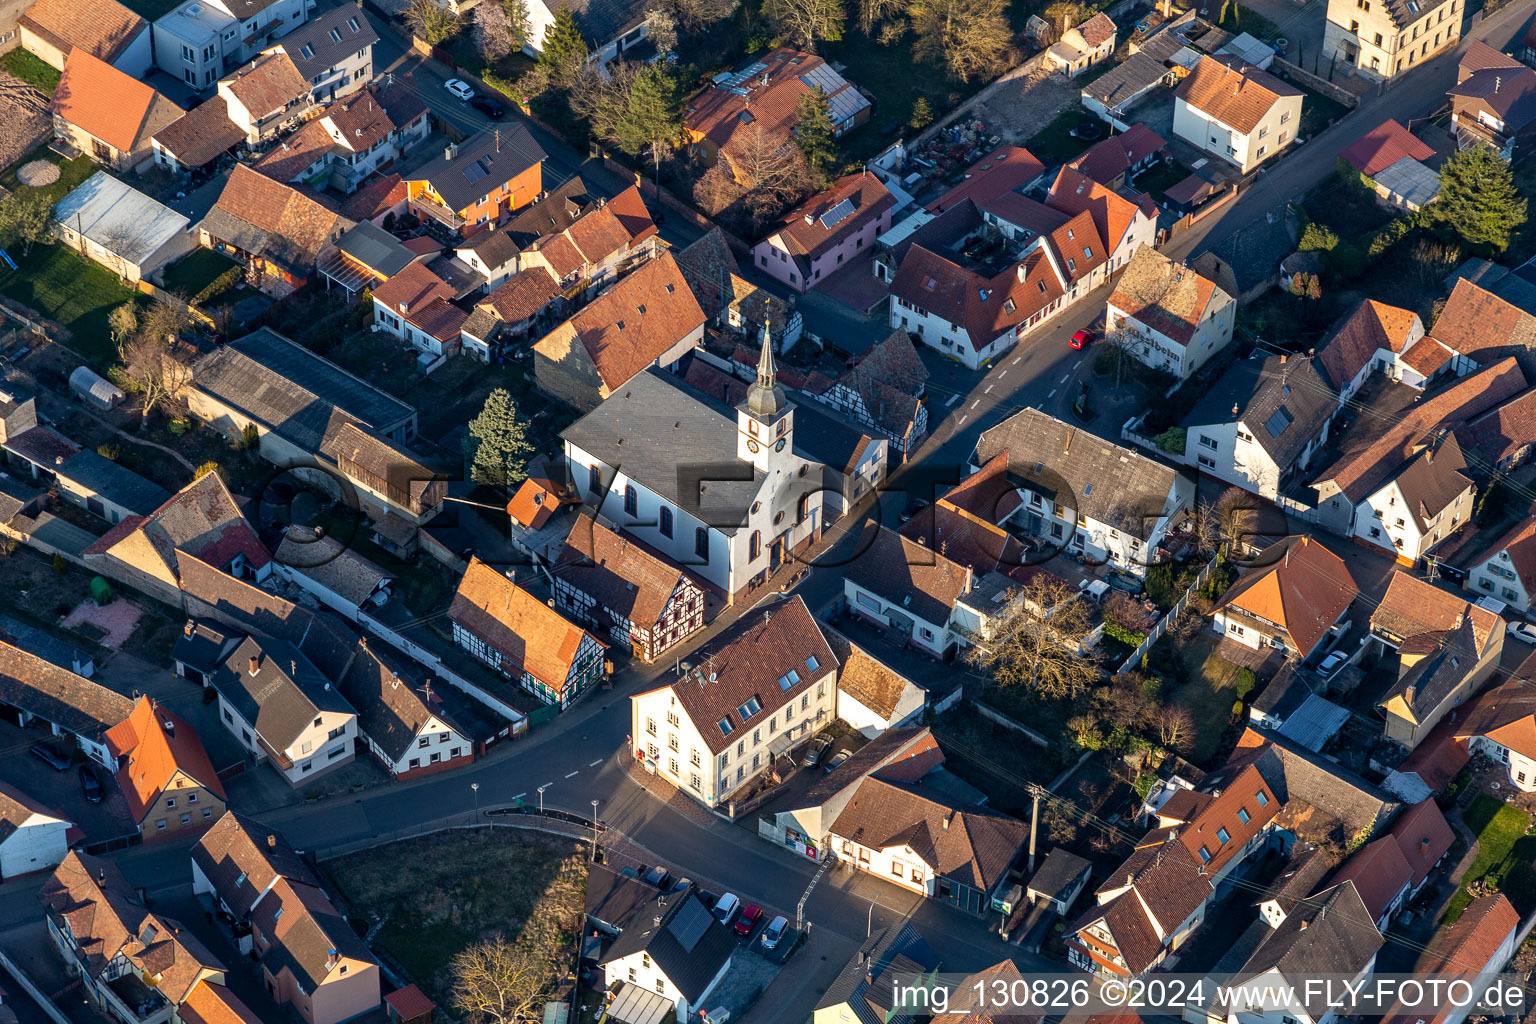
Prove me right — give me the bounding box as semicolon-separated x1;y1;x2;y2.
607;983;675;1024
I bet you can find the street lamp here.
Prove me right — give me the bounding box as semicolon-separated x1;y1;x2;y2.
590;799;600;861
471;782;480;830
538;785;548;815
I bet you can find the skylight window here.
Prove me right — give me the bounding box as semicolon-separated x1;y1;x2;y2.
738;697;762;719
718;718;734;736
300;43;315;59
329;27;342;42
1216;827;1230;845
778;669;800;691
805;655;819;672
1256;791;1269;807
347;16;360;30
1197;847;1211;863
1237;807;1250;824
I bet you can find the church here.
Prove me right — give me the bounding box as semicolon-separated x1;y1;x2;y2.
560;329;834;603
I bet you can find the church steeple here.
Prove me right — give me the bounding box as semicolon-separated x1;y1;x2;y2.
744;320;786;419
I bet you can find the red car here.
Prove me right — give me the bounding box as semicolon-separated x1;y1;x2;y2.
734;903;763;936
1069;329;1094;350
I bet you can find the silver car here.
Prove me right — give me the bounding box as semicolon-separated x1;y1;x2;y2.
760;915;789;950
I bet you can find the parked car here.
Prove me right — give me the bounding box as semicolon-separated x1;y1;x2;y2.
78;764;102;803
470;96;506;119
898;498;929;523
734;903;763;936
803;737;831;766
1509;621;1536;645
643;865;672;889
712;892;741;926
824;748;853;774
1069;329;1094;350
760;915;789;949
1317;650;1349;678
30;741;70;771
444;79;475;101
697;890;719;909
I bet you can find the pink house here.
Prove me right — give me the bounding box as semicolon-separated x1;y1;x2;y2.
752;172;896;293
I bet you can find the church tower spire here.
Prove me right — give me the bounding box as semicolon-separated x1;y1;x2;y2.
745;320;786;419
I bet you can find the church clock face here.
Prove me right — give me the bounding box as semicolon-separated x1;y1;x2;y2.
775;438;786;453
747;439;760;453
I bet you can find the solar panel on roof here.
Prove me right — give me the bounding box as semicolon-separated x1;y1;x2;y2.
667;899;713;952
818;197;855;230
827;88;870;125
723;62;768;90
798;64;847;95
1264;406;1293;438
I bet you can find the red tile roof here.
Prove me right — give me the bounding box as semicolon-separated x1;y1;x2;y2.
105;695;225;825
372;262;454;315
52;49;178;155
1454;386;1536;467
448;557;602;693
1340;119;1436;178
1317;298;1421;389
1330;834;1413;921
1386;798;1453;887
1430;278;1536;367
1175;55;1301;135
480;266;560;324
1213;536;1358;658
1372;570;1503;656
890;243;1064;348
927;146;1048;214
1047;166;1150;254
1107;247;1222;346
1070;123;1166;185
222;52;309;119
764;172;895;266
1469;515;1536;596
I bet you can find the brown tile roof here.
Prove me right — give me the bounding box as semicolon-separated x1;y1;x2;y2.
479;266;559;324
383;986;436;1023
605;185;658;246
324;90;395;153
840;329;928;440
890;243;1064;347
20;0;145;64
341;173;407;221
325;423;445;517
1386;798;1453;887
339;640;465;763
554;516;691;629
449;557;601;693
687;47;863;157
1317;298;1421;389
648;595;837;753
1340;119;1436;178
1178;763;1279;874
530;232;584;278
105;696;226;825
208;163;349;272
1417;892;1520;977
39;852;224;1004
1430;278;1536;368
250;875;373;991
830;776;1028;891
1371;570;1502;654
98;471;271;585
532;252;705;390
53;49;181;156
0;780;58;845
564;205;637;265
1454;386;1536;468
1047;165;1150;253
1108;247;1223;346
1214;537;1357;659
1459;39;1526;79
1078;11;1117;46
844;522;973;628
0;639;132;740
153;97;244;168
1318;357;1527;503
766;172;896;267
372;261;453;314
927;146;1047;214
179;981;265;1024
1069;123;1166;185
406;296;468;342
835;643;914;719
1175;55;1301;135
223;52;309;118
252;117;335;183
191;811;321;921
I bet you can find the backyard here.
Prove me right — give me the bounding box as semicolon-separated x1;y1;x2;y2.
0;50;59;95
326;830;588;1015
0;245;146;368
1442;793;1536;924
161;249;241;299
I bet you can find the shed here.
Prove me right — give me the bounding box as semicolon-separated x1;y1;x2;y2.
51;171;194;283
1026;847;1092;915
384;985;435;1024
1275;693;1351;752
69;367;124;411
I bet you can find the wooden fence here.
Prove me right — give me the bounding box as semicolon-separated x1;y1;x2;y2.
1116;554;1219;675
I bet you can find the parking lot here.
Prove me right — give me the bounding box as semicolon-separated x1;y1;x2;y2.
0;717;138;851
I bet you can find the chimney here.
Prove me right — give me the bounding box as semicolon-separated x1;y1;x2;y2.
1017;264;1028;283
248;655;260;676
445;142;458;161
1299;918;1308;930
267;834;277;849
942;811;953;830
1278;353;1287;363
803;212;815;226
162;719;174;737
183;619;194;638
98;868;106;884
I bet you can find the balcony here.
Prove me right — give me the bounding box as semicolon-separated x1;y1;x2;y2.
410;193;465;230
104;972;169;1024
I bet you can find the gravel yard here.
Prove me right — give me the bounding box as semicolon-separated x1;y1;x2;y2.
0;72;51;174
972;60;1094;148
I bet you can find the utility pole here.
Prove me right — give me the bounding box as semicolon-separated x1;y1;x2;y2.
1026;782;1045;873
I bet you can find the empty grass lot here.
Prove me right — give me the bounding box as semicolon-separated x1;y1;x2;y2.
161;248;240;298
0;245;145;368
1442;794;1536;923
2;148;94;206
326;830;588;1012
0;50;60;95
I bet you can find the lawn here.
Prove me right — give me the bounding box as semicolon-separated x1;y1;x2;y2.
1296;84;1351;139
0;245;145;368
0;50;60;95
1;147;96;207
1216;2;1283;40
325;830;588;1013
1442;794;1536;923
1027;109;1094;165
1132;161;1191;204
161;249;240;300
1165;632;1243;766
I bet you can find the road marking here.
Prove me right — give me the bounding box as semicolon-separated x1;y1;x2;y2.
1012;356;1022;365
946;394;961;407
957;414;968;426
984;384;993;394
589;759;603;766
1059;374;1070;384
565;770;580;778
1075;358;1084;369
998;370;1007;379
1048;388;1056;398
970;399;980;409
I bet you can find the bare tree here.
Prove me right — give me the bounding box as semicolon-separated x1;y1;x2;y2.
643;8;678;51
1043;0;1084;35
694;162;747;218
858;0;904;34
1104;591;1157;634
569;60;640;141
450;933;553;1024
405;0;460;44
138;290;195;344
663;0;739;30
96;226;137;281
1195;486;1260;557
116;337;194;427
909;0;1011;81
472;0;517;60
1153;704;1196;753
765;0;845;51
108;304;138;351
965;573;1100;700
